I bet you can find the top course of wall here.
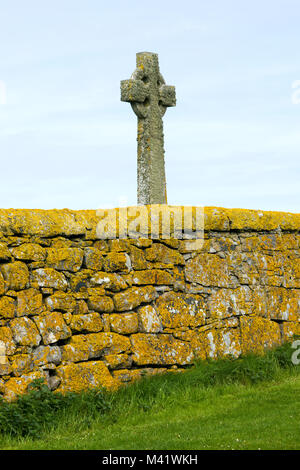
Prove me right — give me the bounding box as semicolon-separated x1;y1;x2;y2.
0;206;299;239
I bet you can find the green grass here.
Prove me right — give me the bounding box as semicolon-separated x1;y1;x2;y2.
1;342;300;450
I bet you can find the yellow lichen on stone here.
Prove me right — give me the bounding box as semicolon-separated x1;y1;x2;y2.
0;206;299;399
83;247;104;270
34;311;71;345
61;332;131;363
225;207;300;232
3;371;47;401
138;305;162;333
103;353;132;370
55;361;117;394
155;291;205;329
145;243;184;265
87;289;114;313
103;252;131;273
131;270;156;285
32;345;61;366
131;269;173;286
113;286;157;311
1;262;29;291
70;312;103;333
129;245;148;270
46;247;83;272
0;272;5;295
208;286;253;320
10;317;41;346
0;243;11;261
267;287;300;321
110;313;138;335
90;272;128;291
10;354;34;377
282;322;300;341
176;327;241;360
131;333;193;365
16;288;44;317
185;253;231;287
45;291;76;312
0;296;16;319
112;369;142;383
31;268;68;291
11;243;46;262
240;316;281;355
0;326;16;355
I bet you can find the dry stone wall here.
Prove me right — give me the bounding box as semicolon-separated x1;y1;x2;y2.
0;206;299;400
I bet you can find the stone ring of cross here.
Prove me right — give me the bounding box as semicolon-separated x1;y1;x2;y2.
120;52;176;119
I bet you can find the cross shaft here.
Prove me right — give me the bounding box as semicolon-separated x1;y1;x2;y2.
121;52;176;205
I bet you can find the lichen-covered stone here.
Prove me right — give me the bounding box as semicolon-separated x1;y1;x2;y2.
155;270;174;285
103;353;132;370
0;296;16;319
282;321;300;341
73;299;89;315
34;312;71;345
32;345;62;366
16;288;43;317
0;272;5;295
0;360;12;376
61;332;131;362
103;252;131;273
131;333;193;366
131;270;156;285
129;245;148;270
131;269;173;286
46;247;83;272
185;253;231;287
3;371;47;401
207;286;253;320
93;240;108;252
45;291;76;312
205;328;241;359
240;316;281;355
84;247;103;270
267;287;300;321
108;239;131;252
31;268;68;291
63;312;73;325
1;262;29;291
56;361;116;393
131;238;152;248
138;305;163;333
113;286;157;311
112;369;142;383
11;243;46;262
0;242;12;261
0;327;16;355
70;312;103;333
10;317;41;346
155;291;206;329
110;313;139;334
87;289;114;313
10;354;34;377
90;272;128;291
145;243;184;265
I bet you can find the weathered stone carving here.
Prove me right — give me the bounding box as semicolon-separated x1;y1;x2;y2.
121;52;176;205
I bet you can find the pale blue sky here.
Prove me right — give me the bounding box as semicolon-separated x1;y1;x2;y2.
0;0;299;212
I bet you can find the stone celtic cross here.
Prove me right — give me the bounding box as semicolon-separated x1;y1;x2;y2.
121;52;176;205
